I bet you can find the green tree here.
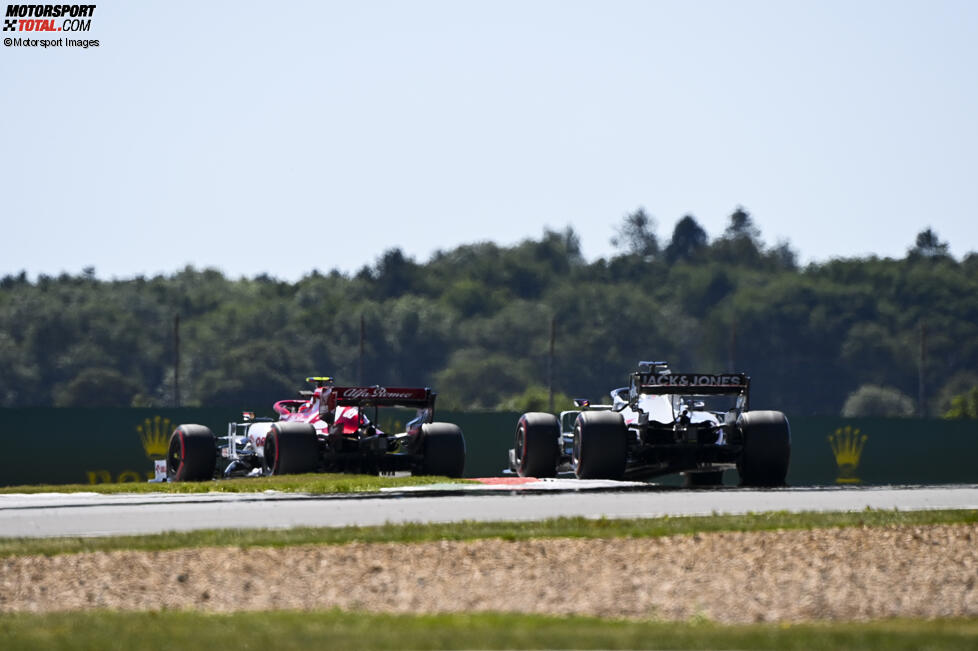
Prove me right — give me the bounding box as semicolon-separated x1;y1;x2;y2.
2;221;978;416
369;248;424;298
944;388;978;419
909;227;949;258
611;208;659;258
434;350;534;410
769;240;798;270
498;385;574;413
724;206;761;241
934;372;978;416
841;385;915;417
54;368;142;407
710;206;763;266
664;214;708;263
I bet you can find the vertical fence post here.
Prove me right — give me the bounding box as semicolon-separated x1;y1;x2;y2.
728;313;737;371
174;313;181;408
918;321;927;416
548;315;556;413
358;313;365;386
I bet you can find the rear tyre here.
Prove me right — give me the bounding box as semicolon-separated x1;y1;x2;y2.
515;412;559;478
737;410;791;487
573;411;627;480
263;422;319;475
167;424;216;482
420;422;465;477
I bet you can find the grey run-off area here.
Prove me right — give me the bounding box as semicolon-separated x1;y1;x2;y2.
1;484;977;538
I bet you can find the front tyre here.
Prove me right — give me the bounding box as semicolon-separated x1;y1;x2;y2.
263;422;319;475
573;411;627;480
420;422;465;477
167;424;216;482
737;410;791;487
515;412;559;478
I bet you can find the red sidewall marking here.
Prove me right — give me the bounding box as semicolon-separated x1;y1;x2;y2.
176;430;185;480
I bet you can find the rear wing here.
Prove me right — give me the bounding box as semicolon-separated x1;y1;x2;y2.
327;386;436;409
630;373;750;396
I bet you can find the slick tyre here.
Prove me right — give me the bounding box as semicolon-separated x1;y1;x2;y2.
167;424;216;482
420;422;465;477
573;411;627;480
263;422;319;475
515;412;560;478
737;410;791;487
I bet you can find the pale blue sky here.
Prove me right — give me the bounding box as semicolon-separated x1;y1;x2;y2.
2;0;976;280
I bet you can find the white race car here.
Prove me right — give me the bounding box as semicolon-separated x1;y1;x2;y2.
508;361;790;486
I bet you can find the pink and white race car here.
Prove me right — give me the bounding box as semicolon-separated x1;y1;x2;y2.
163;377;465;481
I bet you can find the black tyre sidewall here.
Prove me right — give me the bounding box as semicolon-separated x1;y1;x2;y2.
516;412;559;478
263;422;318;475
166;424;216;482
737;410;791;487
420;422;465;477
573;411;627;480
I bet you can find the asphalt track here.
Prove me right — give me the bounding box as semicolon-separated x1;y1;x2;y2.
1;483;977;538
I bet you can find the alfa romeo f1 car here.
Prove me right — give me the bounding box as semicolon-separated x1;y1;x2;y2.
508;361;790;486
163;377;465;481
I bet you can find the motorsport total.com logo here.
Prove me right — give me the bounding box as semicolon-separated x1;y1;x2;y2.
3;4;99;49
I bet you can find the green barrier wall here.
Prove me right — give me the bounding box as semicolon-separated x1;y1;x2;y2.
0;408;246;487
788;417;978;486
0;409;975;487
439;411;518;478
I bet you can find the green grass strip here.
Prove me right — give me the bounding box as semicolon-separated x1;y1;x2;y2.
0;472;469;495
2;508;976;559
0;610;976;650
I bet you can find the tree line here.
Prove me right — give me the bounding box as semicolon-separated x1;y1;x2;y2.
1;208;976;418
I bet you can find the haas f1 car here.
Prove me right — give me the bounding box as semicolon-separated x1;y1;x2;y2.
508;361;790;486
164;377;465;481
